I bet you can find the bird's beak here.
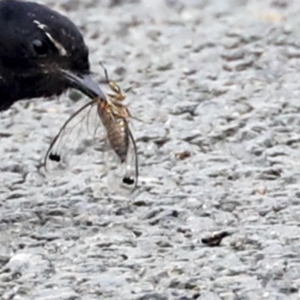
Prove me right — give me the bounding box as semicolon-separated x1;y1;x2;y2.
61;69;106;100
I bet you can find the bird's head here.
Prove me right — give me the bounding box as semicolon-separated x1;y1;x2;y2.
0;0;105;107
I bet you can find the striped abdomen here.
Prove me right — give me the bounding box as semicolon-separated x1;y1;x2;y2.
98;102;129;162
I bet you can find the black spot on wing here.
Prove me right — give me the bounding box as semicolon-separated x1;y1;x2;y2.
49;153;61;162
122;176;135;185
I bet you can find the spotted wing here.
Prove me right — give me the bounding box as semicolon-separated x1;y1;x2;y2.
43;100;105;172
99;120;139;193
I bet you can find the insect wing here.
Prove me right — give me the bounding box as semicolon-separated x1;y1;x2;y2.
44;100;105;172
101;122;139;193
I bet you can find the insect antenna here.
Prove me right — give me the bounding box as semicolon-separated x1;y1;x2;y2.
99;61;110;84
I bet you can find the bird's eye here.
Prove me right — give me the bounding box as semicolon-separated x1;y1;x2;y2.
32;39;48;57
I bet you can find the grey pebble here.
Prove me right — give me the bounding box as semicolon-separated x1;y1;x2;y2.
3;253;52;277
135;293;168;300
170;102;199;115
199;291;221;300
220;49;245;61
31;287;79;300
0;246;12;266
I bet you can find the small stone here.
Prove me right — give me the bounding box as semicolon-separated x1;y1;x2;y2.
170;102;198;115
220;49;245;61
135;293;168;300
68;90;83;102
156;61;173;71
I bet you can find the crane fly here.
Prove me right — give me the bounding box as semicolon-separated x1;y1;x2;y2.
43;64;138;191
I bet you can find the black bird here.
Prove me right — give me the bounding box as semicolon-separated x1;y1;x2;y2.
0;0;105;111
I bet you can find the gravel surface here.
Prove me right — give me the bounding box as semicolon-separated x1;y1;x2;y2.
1;0;300;299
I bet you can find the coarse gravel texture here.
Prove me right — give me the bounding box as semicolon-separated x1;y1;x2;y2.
1;0;300;299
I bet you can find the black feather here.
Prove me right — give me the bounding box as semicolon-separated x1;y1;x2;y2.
0;0;100;111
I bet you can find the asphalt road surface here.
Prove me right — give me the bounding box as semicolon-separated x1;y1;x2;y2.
1;0;300;299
